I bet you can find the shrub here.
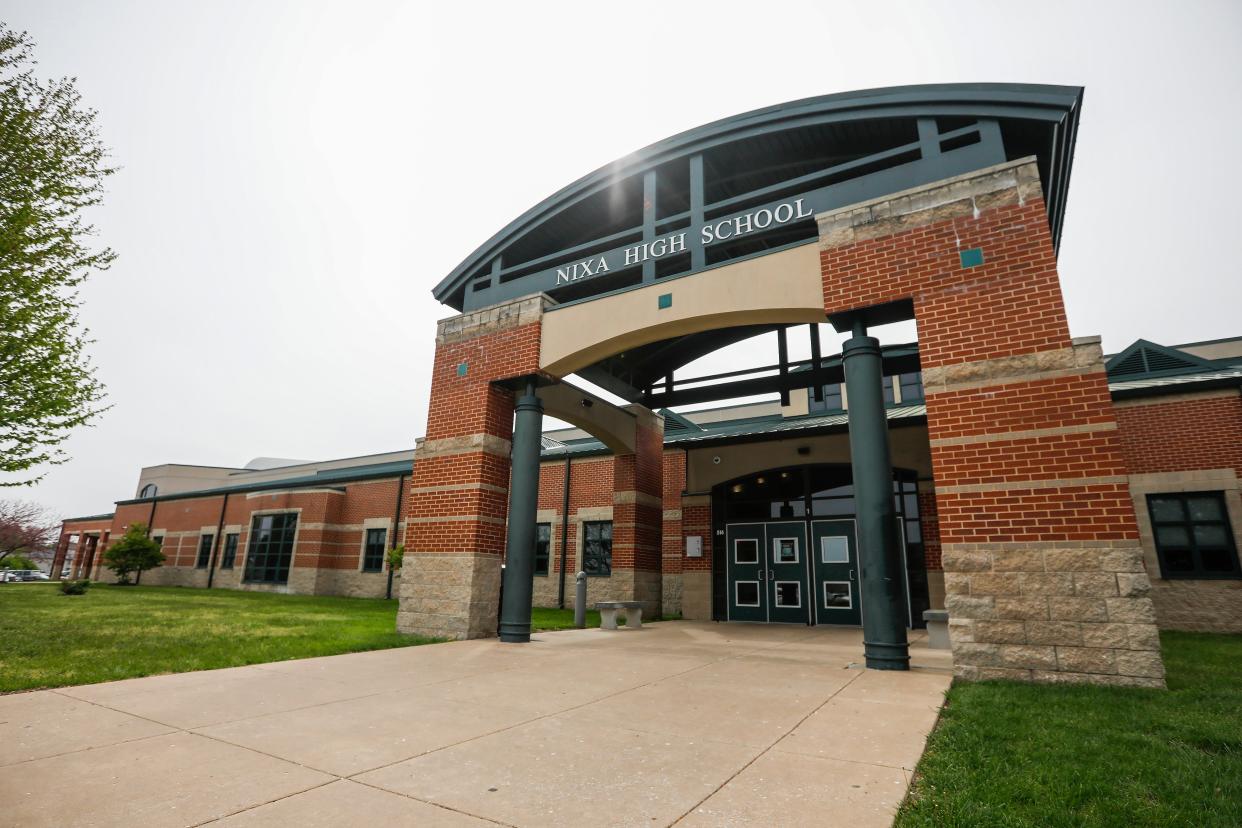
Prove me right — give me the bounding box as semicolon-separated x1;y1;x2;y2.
102;523;165;584
60;579;90;595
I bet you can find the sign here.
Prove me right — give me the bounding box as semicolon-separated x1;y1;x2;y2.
555;198;814;286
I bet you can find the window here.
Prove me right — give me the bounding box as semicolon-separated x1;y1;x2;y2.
152;535;163;548
195;534;214;569
140;483;158;498
362;528;386;572
773;537;798;564
534;523;551;576
809;383;843;413
821;536;849;563
774;581;801;607
898;372;924;403
735;581;760;606
582;520;612;577
734;538;759;564
220;533;239;569
882;376;896;405
1148;493;1240;579
243;513;298;584
823;581;852;609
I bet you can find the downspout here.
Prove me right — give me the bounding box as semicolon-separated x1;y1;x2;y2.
207;492;228;589
387;474;405;600
557;454;572;608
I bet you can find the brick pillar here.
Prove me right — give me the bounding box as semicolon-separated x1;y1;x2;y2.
661;450;687;617
51;533;71;580
818;158;1164;687
682;497;714;620
397;296;547;640
610;407;664;618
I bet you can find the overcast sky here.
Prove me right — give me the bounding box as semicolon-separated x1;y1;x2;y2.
4;0;1240;519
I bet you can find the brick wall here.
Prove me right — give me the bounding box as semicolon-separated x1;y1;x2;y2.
818;159;1164;686
1115;392;1242;477
1114;389;1242;632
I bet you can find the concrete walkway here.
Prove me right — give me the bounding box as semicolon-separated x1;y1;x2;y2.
0;622;951;827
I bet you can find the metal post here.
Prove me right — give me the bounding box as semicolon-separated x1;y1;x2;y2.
574;571;587;628
842;318;910;670
499;378;544;643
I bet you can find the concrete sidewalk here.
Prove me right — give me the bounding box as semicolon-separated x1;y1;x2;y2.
0;622;951;827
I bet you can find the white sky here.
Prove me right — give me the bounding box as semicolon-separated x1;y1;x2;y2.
4;0;1241;519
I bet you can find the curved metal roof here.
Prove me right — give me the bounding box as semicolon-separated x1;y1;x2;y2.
435;83;1083;311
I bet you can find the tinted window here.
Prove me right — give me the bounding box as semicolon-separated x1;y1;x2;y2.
243;513;298;584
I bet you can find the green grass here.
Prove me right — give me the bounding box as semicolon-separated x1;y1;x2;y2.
0;583;438;692
897;631;1242;827
530;606;601;630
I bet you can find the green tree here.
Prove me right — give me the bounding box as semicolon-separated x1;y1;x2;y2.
1;552;36;570
101;523;163;585
1;24;114;486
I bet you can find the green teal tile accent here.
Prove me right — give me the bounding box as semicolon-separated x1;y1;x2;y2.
658;293;673;310
456;362;468;377
959;247;984;269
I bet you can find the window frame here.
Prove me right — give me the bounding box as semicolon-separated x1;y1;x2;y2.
362;527;387;573
1146;491;1240;580
195;534;214;569
581;520;613;578
534;522;551;577
242;512;299;584
220;533;239;570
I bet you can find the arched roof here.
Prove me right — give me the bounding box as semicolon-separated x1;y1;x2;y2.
435;83;1083;312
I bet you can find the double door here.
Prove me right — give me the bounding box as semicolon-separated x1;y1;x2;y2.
725;520;861;625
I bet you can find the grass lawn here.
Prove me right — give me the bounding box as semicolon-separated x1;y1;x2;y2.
0;583;438;693
531;606;601;630
897;630;1242;827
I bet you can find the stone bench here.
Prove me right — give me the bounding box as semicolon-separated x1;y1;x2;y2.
596;601;643;630
922;609;951;650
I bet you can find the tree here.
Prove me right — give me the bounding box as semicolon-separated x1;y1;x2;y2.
0;499;56;566
0;552;36;570
101;523;163;584
1;24;114;486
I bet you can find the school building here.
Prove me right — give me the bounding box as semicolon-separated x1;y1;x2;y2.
57;84;1242;687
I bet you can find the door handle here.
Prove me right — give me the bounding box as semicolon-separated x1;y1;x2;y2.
849;569;855;581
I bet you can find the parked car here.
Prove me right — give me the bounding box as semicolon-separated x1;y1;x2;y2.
21;571;50;581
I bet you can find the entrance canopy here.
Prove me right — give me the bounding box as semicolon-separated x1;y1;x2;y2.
433;83;1083;315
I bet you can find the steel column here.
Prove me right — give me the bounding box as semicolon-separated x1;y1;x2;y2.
842;319;910;670
499;378;544;643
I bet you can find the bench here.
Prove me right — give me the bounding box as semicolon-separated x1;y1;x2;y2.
596;601;643;630
922;609;951;650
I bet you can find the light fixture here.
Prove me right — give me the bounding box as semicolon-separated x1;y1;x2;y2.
580;398;593;408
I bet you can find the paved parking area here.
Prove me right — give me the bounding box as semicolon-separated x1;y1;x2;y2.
0;622;951;827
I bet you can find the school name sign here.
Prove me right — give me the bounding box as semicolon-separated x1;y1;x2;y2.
555;197;814;285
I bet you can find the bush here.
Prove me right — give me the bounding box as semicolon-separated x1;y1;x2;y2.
60;579;90;595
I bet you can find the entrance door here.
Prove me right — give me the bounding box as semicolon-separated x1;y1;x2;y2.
725;523;766;622
811;520;861;625
764;521;810;624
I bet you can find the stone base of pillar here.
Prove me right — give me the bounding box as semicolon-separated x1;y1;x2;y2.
397;553;501;640
662;573;683;617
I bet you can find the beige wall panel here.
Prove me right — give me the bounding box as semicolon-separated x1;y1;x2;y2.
540;244;825;378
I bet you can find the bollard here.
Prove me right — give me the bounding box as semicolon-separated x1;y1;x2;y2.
574;571;587;628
